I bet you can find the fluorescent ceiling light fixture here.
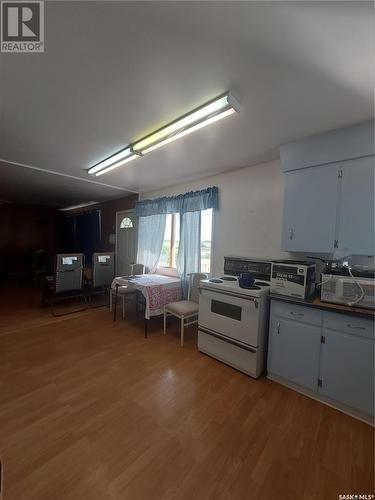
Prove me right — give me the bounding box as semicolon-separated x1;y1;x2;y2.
138;108;236;155
87;92;239;176
133;93;239;154
88;147;139;176
59;201;99;211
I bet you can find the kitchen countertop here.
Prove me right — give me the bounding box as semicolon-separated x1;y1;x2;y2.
269;292;375;320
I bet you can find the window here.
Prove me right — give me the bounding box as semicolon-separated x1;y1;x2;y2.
158;209;213;272
159;213;180;267
200;208;213;273
120;217;133;229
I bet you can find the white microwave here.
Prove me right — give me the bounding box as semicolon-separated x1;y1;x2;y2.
320;274;375;310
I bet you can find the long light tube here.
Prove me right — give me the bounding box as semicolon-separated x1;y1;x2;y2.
59;201;99;211
133;93;239;154
87;92;239;176
138;108;236;155
94;153;139;176
88;147;138;176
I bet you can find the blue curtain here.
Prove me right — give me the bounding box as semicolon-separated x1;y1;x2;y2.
136;214;166;273
136;187;217;279
177;211;201;294
135;187;218;217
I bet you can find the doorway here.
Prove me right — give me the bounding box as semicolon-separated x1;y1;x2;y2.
115;210;138;276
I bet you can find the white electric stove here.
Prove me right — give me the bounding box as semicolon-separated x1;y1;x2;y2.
198;257;272;378
200;275;270;297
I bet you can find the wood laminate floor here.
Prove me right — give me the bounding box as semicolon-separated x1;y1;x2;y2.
0;285;374;499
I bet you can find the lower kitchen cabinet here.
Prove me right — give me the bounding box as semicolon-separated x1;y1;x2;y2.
268;317;321;391
319;328;374;417
268;299;375;421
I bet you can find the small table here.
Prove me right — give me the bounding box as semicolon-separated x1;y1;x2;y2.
111;274;182;337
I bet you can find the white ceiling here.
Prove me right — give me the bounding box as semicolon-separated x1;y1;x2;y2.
0;1;373;207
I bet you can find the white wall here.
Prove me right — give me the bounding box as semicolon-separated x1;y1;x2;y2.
141;159;292;276
141;158;374;276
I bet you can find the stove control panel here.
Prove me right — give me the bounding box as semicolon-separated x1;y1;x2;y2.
224;257;272;281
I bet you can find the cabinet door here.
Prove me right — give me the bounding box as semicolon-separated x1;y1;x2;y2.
268;317;322;390
319;328;374;416
338;156;375;255
282;164;339;252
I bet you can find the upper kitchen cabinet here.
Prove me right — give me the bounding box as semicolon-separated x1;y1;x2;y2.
338;156;375;256
280;121;374;172
282;164;339;253
280;121;374;255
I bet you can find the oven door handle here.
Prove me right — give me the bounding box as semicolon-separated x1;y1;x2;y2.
199;326;257;353
199;286;259;306
347;324;366;330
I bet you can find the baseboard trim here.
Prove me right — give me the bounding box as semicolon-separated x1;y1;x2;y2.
267;373;374;426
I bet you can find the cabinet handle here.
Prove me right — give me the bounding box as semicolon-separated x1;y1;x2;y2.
290;312;304;317
289;228;294;240
277;322;280;334
347;324;366;330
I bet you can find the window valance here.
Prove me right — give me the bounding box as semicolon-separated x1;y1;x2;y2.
135;186;219;217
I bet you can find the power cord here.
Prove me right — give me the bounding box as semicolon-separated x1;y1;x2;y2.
316;273;333;288
345;265;365;306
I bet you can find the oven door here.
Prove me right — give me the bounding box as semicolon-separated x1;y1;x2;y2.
198;286;260;347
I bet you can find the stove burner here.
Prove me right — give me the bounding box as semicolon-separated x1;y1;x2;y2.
255;281;270;287
209;278;223;283
220;276;238;281
239;285;261;290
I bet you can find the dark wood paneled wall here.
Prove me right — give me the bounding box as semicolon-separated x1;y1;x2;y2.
0;194;138;278
0;204;58;276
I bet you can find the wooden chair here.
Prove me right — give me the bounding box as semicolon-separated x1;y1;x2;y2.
163;273;207;346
